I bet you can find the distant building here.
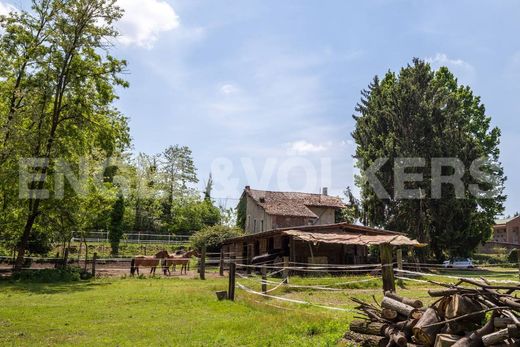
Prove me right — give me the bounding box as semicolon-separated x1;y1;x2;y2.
238;186;345;233
481;216;520;252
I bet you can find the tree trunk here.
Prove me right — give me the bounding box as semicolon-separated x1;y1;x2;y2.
350;320;387;336
381;297;422;320
385;291;423;308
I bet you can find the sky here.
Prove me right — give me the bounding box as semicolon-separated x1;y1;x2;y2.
2;0;520;216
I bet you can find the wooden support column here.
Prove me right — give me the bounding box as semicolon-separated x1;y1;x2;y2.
396;248;403;271
261;265;267;294
246;244;253;274
199;246;206;280
517;248;520;281
380;244;395;293
219;248;224;276
228;260;236;301
283;256;289;284
91;252;97;277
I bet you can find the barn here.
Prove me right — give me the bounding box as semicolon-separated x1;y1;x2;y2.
221;222;422;266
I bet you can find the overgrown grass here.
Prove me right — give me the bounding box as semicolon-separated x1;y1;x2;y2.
0;267;517;346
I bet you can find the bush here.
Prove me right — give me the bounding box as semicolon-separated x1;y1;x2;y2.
190;225;243;252
10;266;83;283
508;249;518;264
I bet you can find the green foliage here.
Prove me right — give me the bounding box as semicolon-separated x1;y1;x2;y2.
190;225;243;252
352;58;506;259
508;249;518;264
10;266;82;283
170;197;221;234
236;195;247;230
0;0;130;266
109;195;125;255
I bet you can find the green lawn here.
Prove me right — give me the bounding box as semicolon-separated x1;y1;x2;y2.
0;267;517;347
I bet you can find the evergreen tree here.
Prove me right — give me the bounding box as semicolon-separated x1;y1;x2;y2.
109;195;125;255
352;58;506;259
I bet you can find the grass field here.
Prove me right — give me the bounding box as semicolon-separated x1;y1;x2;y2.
0;267;517;346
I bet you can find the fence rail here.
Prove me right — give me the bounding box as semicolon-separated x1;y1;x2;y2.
71;231;191;245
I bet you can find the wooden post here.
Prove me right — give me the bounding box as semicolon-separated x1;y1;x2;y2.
228;261;236;301
396;248;403;287
396;248;403;271
199;246;206;280
246;244;252;275
219;248;224;276
516;248;520;281
380;244;395;293
283;256;289;284
91;252;97;277
261;265;267;294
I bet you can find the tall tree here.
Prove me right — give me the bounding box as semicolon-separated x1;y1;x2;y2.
0;0;130;269
160;145;198;225
352;58;505;259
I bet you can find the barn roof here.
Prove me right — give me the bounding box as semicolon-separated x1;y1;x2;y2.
223;222;424;247
244;187;345;218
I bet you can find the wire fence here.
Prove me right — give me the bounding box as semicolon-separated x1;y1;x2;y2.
70;231;191;245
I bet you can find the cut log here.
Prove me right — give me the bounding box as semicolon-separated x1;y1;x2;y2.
444;294;484;334
413;307;442;346
385;291;424;308
384;326;408;347
482;325;520;346
343;331;389;347
350;320;388;336
493;317;514;329
394;319;419;339
382;308;398;320
434;334;462;347
382;297;423;320
451;316;496;347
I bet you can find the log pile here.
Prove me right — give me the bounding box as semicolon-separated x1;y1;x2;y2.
345;278;520;346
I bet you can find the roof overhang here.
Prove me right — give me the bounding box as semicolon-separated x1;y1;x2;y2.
223;222;425;247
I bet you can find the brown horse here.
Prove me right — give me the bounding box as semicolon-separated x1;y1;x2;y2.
163;250;198;275
130;250;169;275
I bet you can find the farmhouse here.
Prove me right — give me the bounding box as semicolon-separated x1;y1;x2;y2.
239;186;345;233
222;222;422;266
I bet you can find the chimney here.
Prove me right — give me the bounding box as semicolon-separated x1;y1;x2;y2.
322;187;328;196
245;185;250;190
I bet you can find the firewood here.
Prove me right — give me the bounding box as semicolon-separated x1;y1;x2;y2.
445;294;484;333
343;331;390;347
413;308;442;346
382;308;399;320
451;315;496;347
493;317;514;329
385;291;424;308
434;334;462;347
482;325;520;346
384;326;408;347
394;319;419;338
382;297;423;320
350;320;388;336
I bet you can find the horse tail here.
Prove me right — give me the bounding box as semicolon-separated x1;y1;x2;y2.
130;258;135;275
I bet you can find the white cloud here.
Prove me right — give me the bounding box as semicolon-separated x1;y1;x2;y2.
286;140;331;155
0;2;17;16
426;53;475;85
117;0;179;48
219;83;240;95
426;53;473;70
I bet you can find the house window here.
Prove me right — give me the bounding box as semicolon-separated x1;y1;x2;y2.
254;219;257;232
247;215;251;229
261;220;264;232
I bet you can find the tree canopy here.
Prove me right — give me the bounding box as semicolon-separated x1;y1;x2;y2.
352;58;506;259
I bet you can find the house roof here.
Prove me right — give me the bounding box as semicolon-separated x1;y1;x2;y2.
245;188;345;218
495;216;520;225
223;222;424;247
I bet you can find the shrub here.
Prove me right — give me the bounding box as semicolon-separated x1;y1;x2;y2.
190;225;243;252
10;266;83;283
508;249;518;264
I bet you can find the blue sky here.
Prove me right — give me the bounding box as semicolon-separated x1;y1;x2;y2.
3;0;519;215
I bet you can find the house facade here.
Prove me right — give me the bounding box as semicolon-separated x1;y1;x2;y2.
480;216;520;252
239;186;345;233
